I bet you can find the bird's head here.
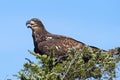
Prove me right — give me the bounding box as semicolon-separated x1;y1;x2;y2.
26;18;44;30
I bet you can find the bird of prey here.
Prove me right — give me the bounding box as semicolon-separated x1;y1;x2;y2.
26;18;101;58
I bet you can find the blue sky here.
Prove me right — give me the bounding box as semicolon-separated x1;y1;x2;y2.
0;0;120;79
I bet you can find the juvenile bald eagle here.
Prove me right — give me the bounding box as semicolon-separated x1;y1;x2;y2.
26;18;100;58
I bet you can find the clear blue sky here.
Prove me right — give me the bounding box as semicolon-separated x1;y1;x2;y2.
0;0;120;79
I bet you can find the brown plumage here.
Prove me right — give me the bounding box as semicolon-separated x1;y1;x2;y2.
26;18;100;58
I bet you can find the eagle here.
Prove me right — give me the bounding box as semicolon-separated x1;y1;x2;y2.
26;18;101;58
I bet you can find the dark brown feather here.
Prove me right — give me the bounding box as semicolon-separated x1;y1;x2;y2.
26;18;100;58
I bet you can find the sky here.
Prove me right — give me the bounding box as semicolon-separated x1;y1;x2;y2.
0;0;120;80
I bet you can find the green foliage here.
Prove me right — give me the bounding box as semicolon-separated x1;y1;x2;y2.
14;46;120;80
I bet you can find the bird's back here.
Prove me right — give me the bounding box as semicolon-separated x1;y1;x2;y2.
37;33;85;57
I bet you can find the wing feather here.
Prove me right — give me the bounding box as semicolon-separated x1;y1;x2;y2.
37;34;85;57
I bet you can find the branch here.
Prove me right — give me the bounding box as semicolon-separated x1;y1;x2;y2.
61;53;78;80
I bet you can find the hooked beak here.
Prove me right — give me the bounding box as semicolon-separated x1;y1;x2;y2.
26;20;31;28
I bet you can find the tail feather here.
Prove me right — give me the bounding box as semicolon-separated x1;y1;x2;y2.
108;47;120;55
89;45;120;55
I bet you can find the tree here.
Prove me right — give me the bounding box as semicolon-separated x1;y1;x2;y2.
14;46;120;80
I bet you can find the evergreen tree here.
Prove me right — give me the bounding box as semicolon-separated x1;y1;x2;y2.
14;46;120;80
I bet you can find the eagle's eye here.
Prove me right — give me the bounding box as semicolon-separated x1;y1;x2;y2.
30;23;34;25
26;18;43;29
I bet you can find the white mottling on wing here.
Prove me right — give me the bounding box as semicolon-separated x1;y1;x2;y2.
55;46;59;50
58;46;61;49
46;37;52;40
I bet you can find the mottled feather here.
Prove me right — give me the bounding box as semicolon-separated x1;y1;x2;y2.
26;18;100;58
